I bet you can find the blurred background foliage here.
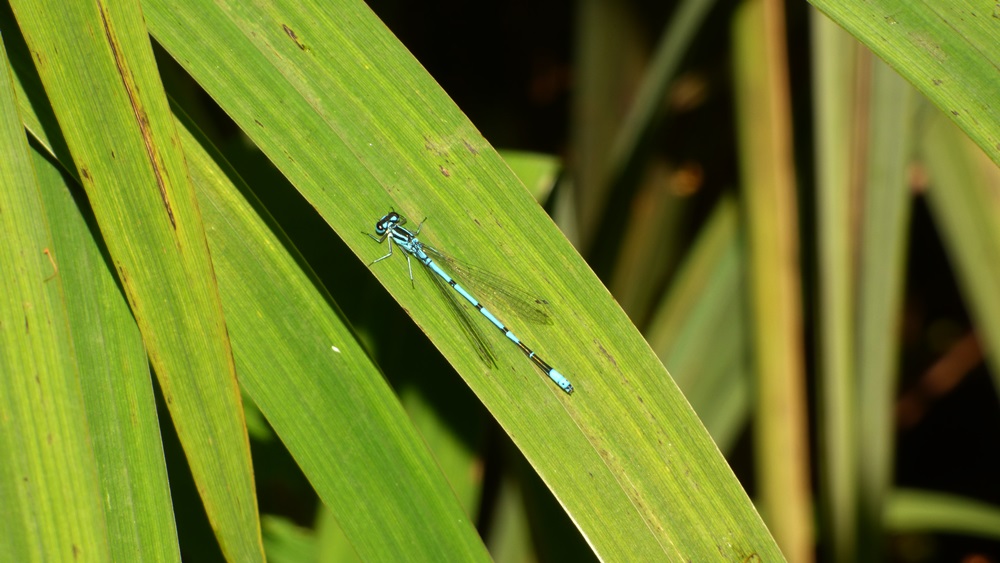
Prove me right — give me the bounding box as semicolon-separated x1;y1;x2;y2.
3;0;999;561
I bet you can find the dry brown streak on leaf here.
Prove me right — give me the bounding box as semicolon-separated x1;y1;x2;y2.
96;0;176;229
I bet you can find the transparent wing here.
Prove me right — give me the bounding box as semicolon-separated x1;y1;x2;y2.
420;261;498;368
422;245;553;326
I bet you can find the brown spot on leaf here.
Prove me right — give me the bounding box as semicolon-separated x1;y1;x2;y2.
911;32;946;62
440;166;450;177
596;340;617;368
283;24;308;50
423;136;447;156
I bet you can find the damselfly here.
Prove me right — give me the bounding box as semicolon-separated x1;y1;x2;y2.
366;211;574;394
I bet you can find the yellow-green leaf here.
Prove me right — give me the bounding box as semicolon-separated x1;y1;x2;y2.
0;36;110;562
32;145;181;561
733;1;812;559
8;0;262;559
809;0;1000;167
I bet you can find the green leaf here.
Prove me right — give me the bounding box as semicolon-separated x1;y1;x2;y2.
32;145;181;561
262;515;316;563
854;54;915;558
808;0;1000;168
732;1;813;559
812;13;859;561
0;36;110;562
12;21;492;562
142;0;782;559
4;9;179;561
8;0;262;559
886;489;1000;540
500;150;560;203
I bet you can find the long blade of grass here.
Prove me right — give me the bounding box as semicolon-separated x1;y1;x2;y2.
808;0;1000;168
811;11;859;561
885;489;1000;540
143;0;784;559
855;55;915;560
733;0;813;560
8;1;262;559
3;10;181;559
608;161;689;322
0;38;110;562
32;147;181;561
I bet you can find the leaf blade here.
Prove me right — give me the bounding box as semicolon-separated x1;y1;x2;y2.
8;1;263;559
0;37;110;562
144;0;784;559
809;0;1000;167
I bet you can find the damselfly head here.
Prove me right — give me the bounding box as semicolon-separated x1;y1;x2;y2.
374;211;401;235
